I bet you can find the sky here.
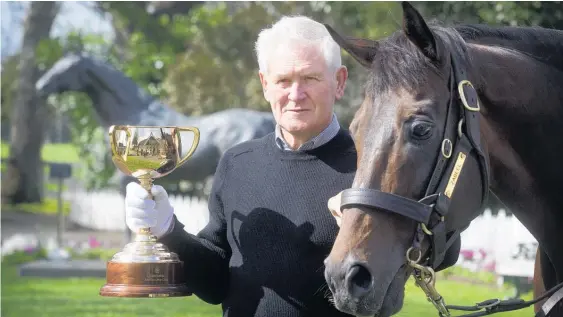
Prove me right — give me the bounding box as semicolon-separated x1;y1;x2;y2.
1;1;114;60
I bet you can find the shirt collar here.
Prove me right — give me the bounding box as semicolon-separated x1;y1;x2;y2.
275;113;341;152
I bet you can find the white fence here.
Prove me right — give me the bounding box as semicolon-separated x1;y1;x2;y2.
67;189;210;235
67;190;537;278
457;209;538;278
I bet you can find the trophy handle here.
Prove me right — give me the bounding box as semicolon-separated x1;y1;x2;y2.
175;127;200;166
109;125;131;162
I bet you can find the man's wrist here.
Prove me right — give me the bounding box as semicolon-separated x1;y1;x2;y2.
158;217;176;239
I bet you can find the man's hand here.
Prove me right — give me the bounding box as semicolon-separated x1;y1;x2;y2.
125;182;175;238
327;191;343;227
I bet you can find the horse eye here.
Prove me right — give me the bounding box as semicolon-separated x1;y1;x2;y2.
410;122;433;140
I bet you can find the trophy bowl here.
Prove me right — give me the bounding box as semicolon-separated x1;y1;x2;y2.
99;125;200;298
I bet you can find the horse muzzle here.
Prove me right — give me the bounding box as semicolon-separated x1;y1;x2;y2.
324;255;404;317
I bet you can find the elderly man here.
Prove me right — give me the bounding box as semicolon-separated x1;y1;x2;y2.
125;15;356;317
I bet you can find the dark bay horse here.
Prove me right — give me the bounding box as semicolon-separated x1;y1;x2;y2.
323;2;563;317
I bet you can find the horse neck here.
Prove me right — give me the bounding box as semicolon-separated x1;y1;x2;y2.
469;43;563;280
82;63;155;126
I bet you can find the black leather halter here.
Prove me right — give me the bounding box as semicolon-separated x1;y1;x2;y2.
340;53;491;271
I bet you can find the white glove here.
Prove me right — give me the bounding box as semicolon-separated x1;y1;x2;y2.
125;182;174;238
327;191;343;227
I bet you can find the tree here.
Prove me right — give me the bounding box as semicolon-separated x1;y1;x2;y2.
2;2;60;204
15;1;558;193
418;1;563;28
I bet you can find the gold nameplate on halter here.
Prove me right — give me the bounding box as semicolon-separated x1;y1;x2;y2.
458;80;480;112
444;152;466;198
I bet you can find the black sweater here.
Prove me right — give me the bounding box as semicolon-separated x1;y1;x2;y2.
159;129;357;317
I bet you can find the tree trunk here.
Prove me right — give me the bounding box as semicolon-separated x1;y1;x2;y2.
2;2;60;204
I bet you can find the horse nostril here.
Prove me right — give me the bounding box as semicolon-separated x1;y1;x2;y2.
345;264;373;298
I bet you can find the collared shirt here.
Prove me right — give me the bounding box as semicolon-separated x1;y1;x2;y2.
275;113;341;151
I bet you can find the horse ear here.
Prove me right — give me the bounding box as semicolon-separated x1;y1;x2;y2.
324;24;377;69
401;1;438;61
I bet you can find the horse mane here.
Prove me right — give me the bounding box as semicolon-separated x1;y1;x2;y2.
454;24;563;72
366;24;468;94
367;22;563;95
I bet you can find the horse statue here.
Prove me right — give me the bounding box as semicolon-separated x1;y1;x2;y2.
323;2;563;317
35;53;276;195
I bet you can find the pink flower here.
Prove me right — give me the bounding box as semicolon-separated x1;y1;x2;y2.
460;249;474;261
23;246;37;254
88;237;102;248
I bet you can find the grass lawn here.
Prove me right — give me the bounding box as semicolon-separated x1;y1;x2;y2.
1;265;221;317
3;197;71;215
1;141;79;191
1;141;78;213
1;264;534;317
0;141;80;163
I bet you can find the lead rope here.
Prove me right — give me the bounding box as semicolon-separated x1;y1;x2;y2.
407;246;451;317
407;224;452;317
407;246;563;317
406;225;563;317
445;282;562;317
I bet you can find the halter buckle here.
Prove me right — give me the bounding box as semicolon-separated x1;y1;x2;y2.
457;119;464;138
441;139;453;158
458;80;480;112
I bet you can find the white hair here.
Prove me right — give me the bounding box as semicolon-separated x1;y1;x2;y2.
254;15;342;74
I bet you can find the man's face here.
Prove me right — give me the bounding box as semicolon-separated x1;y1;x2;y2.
259;44;347;139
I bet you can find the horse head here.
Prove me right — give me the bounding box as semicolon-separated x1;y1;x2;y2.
36;53;154;126
36;52;89;97
323;2;493;316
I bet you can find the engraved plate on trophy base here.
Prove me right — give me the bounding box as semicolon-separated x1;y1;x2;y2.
100;261;192;298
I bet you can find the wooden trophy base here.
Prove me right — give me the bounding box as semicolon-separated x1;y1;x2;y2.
100;261;193;298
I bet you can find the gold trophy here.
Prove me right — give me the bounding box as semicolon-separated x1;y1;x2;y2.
99;125;200;298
